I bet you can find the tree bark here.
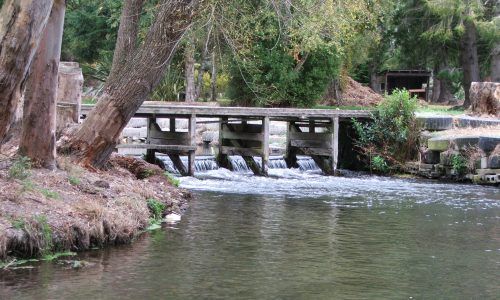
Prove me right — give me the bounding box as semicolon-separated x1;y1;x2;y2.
19;0;65;169
210;50;217;102
460;19;481;108
0;0;54;143
61;0;201;168
491;43;500;82
195;27;212;100
184;35;196;103
109;0;145;81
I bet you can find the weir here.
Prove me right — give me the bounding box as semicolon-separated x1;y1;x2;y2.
81;103;371;176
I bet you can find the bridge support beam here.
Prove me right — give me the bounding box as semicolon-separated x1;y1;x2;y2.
217;117;269;176
285;117;339;175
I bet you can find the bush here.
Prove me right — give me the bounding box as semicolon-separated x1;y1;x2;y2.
227;43;340;107
352;89;420;172
147;198;166;221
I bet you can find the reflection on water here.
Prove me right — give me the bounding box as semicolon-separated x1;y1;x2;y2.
1;169;499;299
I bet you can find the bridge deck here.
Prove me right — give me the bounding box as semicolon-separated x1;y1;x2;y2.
81;103;372;120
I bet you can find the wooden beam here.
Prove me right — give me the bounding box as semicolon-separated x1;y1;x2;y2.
116;144;196;151
285;121;299;168
168;154;188;176
188;114;196;176
331;116;339;174
220;146;263;157
262;116;270;175
221;131;264;142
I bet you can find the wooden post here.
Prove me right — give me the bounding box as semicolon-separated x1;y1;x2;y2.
188;114;196;176
309;119;315;133
331;116;339;174
145;117;156;163
262;116;270;175
285;121;298;168
217;117;233;170
170;117;176;132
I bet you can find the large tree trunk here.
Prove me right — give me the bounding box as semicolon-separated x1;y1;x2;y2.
19;0;65;169
195;27;212;100
108;0;144;81
61;1;201;168
491;43;500;82
184;36;196;103
460;19;481;108
0;0;53;143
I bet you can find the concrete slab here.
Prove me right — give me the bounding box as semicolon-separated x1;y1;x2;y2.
456;116;500;128
478;136;500;153
428;137;450;151
416;116;453;131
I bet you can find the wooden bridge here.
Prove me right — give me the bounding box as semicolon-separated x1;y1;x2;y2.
81;104;372;176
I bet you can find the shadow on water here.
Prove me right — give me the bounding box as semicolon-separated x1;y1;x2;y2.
1;167;499;299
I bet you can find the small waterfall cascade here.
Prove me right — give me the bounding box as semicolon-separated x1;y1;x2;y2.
159;155;319;174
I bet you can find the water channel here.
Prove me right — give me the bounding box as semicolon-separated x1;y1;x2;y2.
1;157;499;299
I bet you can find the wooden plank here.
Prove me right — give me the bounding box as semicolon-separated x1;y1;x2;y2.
262;116;270;175
285;121;299;168
168;154;188;176
220;146;263;157
289;132;331;141
331;116;339;173
298;147;333;156
221;131;264;142
223;123;262;133
116;144;196;151
291;139;332;149
188;114;196;176
81;104;373;119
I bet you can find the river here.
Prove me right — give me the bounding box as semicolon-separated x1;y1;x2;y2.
1;161;499;299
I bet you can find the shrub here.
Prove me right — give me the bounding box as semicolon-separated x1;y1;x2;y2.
164;172;180;187
451;154;468;175
147;198;166;221
8;156;31;180
352;89;420;173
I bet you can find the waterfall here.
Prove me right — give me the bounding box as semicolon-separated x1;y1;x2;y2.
158;155;319;174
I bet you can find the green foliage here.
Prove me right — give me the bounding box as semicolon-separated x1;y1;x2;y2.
34;215;53;256
371;156;389;173
352;89;420;172
147;198;166;221
164;172;180;187
451;154;468;175
40;188;60;200
8;157;31;180
228;44;340;107
68;176;81;186
11;219;25;230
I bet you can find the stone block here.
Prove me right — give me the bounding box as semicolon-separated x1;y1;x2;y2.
416;116;453;131
428;137;450;151
452;136;480;150
421;149;440;164
478;136;500;153
456;116;500;128
488;155;500;169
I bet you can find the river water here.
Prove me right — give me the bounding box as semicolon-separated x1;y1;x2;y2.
1;161;499;299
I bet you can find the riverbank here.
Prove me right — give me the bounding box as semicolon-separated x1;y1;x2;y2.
0;154;190;261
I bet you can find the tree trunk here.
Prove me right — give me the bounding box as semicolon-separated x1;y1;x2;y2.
195;27;212;100
56;62;84;135
19;0;65;169
109;0;145;81
0;0;54;143
61;1;201;168
491;43;500;82
184;36;196;103
460;19;481;108
210;50;217;102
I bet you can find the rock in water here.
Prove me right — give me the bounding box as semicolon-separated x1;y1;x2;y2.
470;82;500;117
164;213;181;223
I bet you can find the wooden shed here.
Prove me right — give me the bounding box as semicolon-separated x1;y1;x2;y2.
374;70;431;100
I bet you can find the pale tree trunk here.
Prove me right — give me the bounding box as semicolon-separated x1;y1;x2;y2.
210;50;217;102
195;26;212;100
19;0;65;169
109;0;144;81
184;35;196;103
61;1;201;168
491;43;500;82
431;65;440;102
0;0;53;143
460;19;481;108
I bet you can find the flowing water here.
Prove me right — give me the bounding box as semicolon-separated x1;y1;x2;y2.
1;158;499;299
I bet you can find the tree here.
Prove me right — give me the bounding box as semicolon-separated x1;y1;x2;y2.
61;0;203;168
0;0;54;143
19;0;66;169
184;34;196;102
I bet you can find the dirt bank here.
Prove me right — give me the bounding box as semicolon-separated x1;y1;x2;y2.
0;154;189;260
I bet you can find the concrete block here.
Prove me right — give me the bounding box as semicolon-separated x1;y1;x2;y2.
456;116;500;128
488;155;500;168
476;168;500;176
428;137;450;151
421;149;440;164
127;118;147;128
417;116;453;131
453;137;480;149
478;136;500;153
121;127;147;138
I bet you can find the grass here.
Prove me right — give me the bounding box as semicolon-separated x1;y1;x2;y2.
40;188;60;200
416;104;465;115
68;176;81;186
8;156;31;180
164;172;180;187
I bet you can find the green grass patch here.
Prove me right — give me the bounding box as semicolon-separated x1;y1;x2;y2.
8;156;31;180
68;176;81;186
417;105;465;115
164;172;180;187
40;188;60;200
